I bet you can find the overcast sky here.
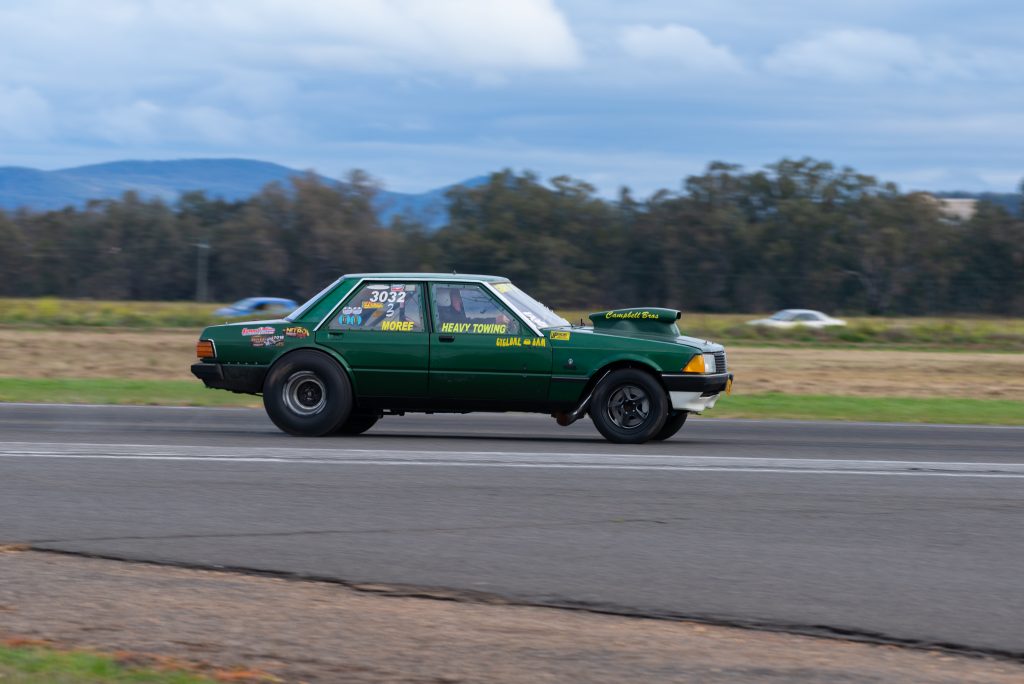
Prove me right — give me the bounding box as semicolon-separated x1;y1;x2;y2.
1;0;1022;195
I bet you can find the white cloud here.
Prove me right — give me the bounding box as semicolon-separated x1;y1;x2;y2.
0;0;582;80
96;101;163;144
0;85;53;140
94;101;269;146
619;24;743;74
764;29;951;82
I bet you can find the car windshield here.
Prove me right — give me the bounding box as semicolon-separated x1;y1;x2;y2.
286;278;343;321
493;282;569;329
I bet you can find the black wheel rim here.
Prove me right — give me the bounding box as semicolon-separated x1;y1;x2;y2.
606;384;650;430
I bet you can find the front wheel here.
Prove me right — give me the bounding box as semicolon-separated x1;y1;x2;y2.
263;351;352;436
652;411;688;441
589;369;669;444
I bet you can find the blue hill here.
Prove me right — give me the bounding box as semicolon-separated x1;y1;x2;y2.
0;158;482;229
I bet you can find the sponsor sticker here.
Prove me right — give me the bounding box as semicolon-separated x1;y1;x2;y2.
250;334;285;348
363;301;383;309
381;320;415;332
241;326;275;336
284;326;309;338
496;337;547;348
550;331;570;341
438;322;508;334
367;284;388;290
438;322;509;334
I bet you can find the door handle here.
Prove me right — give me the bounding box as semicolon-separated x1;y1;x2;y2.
327;331;344;337
438;335;455;342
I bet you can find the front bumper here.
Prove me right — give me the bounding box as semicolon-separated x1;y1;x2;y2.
191;362;267;394
660;372;733;413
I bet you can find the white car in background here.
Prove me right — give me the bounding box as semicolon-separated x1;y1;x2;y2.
747;309;847;329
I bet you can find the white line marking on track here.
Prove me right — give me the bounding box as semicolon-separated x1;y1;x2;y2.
2;442;1023;477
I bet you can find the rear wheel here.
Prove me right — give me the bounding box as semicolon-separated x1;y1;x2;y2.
263;351;352;436
589;369;669;444
652;411;688;441
334;412;379;436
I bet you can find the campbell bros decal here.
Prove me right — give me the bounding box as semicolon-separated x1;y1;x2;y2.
604;311;658;320
241;326;275;336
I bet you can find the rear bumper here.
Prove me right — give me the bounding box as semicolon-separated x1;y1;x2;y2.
190;363;267;394
660;372;733;413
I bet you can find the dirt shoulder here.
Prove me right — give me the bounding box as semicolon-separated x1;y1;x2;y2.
2;327;1022;401
0;550;1020;684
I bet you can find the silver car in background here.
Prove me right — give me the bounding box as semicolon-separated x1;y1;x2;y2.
747;309;847;328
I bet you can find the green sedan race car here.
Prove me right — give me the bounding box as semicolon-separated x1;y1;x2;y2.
191;273;733;443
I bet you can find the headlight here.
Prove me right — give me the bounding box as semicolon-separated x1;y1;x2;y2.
682;353;717;373
702;352;716;373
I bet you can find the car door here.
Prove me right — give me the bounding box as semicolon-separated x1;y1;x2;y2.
428;282;551;403
315;281;429;398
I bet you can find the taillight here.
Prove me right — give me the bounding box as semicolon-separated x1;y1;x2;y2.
196;339;216;359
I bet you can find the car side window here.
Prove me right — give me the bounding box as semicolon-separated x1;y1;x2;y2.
330;282;425;332
431;284;520;335
796;313;817;321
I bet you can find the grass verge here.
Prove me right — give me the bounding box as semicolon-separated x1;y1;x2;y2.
0;378;261;408
1;378;1021;425
0;642;216;684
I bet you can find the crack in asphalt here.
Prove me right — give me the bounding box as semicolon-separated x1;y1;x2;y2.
21;516;679;545
23;547;1024;666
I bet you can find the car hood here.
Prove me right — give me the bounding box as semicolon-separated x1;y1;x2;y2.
207;317;291;330
548;324;724;353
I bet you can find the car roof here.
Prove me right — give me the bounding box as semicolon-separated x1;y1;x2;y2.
342;272;509;283
778;309;827;315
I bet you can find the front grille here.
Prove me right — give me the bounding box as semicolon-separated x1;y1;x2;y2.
713;351;727;373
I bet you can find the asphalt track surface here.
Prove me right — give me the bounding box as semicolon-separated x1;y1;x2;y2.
1;403;1022;658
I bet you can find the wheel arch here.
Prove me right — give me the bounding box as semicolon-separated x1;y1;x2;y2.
579;357;667;402
264;346;355;394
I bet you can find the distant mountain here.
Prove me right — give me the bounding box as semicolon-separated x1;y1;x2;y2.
0;158;484;229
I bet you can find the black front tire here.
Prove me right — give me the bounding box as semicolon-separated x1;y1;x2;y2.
589;369;669;444
334;412;379;436
263;351;352;436
652;411;688;441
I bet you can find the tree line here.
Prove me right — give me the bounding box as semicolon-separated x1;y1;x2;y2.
1;158;1021;315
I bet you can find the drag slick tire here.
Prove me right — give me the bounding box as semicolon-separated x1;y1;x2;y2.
334;412;380;436
589;369;669;444
652;410;688;441
263;351;352;436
